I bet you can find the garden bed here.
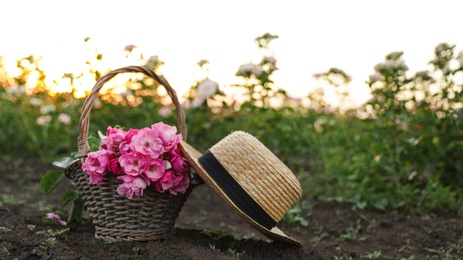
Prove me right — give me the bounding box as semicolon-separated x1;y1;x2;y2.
0;158;462;259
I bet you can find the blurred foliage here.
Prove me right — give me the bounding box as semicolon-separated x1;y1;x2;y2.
1;34;462;215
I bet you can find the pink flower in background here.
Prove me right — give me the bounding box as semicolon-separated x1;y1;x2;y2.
124;44;137;52
261;56;277;69
197;79;218;98
117;175;149;199
58;113;71;125
37;115;52;125
192;97;205;107
236;63;262;77
130;128;164;158
44;212;67;226
430;103;439;112
158;106;172;117
264;56;277;65
119;152;144;176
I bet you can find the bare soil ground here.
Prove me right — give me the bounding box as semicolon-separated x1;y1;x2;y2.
1;157;462;259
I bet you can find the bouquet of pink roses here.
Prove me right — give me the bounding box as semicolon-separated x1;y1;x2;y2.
82;122;191;199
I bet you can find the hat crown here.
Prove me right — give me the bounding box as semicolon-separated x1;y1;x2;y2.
209;131;302;222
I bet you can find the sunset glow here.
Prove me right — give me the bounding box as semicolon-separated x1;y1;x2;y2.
2;0;463;107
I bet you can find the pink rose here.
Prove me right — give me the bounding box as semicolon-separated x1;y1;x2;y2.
88;172;105;185
125;128;139;143
119;141;131;155
154;170;189;195
106;126;124;136
154;170;174;193
117;175;149;199
108;158;124;175
101;127;126;153
119;152;145;176
82;149;113;178
170;155;189;173
45;212;67;226
169;172;190;195
151;122;181;151
130;127;164;158
143;158;165;181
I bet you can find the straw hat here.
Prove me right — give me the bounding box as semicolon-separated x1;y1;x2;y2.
179;131;303;245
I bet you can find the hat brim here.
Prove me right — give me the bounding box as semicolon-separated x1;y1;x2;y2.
179;140;301;246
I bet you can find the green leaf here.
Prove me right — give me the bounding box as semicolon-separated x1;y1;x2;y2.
68;197;84;223
61;189;80;208
40;171;64;195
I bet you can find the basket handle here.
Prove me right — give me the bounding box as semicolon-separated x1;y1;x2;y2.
77;66;187;160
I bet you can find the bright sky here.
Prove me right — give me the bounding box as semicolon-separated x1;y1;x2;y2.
2;0;463;106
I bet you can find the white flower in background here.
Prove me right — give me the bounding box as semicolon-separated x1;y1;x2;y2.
181;100;191;110
235;63;262;77
5;85;25;96
415;70;435;82
374;60;408;73
313;118;326;133
261;56;277;70
37;115;52;125
29;98;43;106
312;73;323;79
58;113;71;125
369;72;384;83
197;59;209;67
264;56;277;65
146;55;164;69
197;79;218;98
385;51;404;61
124;44;137;52
40;104;56;114
158;106;172;118
149;55;159;63
121;89;133;98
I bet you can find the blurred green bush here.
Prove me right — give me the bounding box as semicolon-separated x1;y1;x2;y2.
1;35;462;215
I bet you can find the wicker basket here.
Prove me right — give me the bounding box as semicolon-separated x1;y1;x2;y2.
65;66;196;241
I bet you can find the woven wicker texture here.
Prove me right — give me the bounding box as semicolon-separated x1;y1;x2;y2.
209;131;302;221
65;66;193;241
